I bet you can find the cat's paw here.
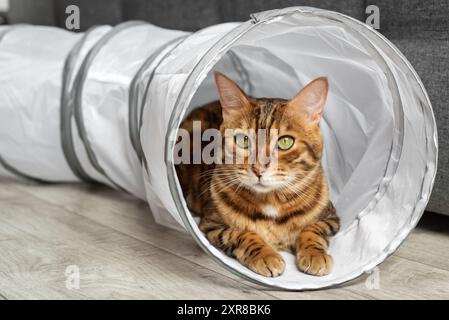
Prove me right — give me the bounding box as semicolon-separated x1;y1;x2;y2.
296;253;333;276
247;252;285;277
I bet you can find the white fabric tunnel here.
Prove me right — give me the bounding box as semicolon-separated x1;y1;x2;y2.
0;7;437;290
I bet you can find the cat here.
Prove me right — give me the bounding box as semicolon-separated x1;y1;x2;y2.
175;72;339;277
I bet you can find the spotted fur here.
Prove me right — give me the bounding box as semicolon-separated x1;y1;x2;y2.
176;73;340;277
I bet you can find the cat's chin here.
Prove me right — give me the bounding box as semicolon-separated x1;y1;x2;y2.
248;182;278;194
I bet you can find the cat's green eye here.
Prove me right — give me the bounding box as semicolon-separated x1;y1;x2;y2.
235;134;250;149
277;136;295;150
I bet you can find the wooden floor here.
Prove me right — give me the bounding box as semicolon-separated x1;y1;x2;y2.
0;179;448;300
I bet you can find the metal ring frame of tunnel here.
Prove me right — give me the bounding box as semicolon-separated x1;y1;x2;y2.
164;7;437;290
0;7;438;290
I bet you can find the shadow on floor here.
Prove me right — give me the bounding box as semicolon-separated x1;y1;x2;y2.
418;212;449;234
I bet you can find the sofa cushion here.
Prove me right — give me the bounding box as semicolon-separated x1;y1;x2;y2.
9;0;56;26
391;38;449;214
219;0;366;22
123;0;222;31
53;0;122;31
368;0;449;40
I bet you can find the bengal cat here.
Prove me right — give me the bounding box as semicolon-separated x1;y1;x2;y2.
175;72;339;277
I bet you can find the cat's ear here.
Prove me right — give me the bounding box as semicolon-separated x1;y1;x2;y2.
214;72;250;119
287;77;329;125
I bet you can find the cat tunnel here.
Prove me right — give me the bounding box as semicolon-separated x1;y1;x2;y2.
0;7;437;290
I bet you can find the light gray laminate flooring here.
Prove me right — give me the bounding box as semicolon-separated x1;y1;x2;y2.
0;179;448;299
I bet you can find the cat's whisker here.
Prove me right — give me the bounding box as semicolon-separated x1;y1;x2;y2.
211;178;241;196
234;181;246;195
198;168;236;176
282;179;328;208
200;174;240;197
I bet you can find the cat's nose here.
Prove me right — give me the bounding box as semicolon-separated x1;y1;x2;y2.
252;165;266;178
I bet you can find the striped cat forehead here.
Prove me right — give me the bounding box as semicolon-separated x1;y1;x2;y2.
225;97;308;133
247;99;290;130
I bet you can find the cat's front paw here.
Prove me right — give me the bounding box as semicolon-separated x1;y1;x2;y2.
247;251;285;277
296;253;333;276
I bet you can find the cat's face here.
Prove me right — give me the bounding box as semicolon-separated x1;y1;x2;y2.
215;72;328;194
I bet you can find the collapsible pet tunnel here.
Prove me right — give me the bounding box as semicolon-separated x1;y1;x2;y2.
0;7;437;290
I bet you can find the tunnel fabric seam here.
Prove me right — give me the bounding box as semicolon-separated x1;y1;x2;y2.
60;26;98;182
128;35;189;164
72;21;146;190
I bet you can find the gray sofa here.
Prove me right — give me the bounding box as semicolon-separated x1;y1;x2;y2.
4;0;449;215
